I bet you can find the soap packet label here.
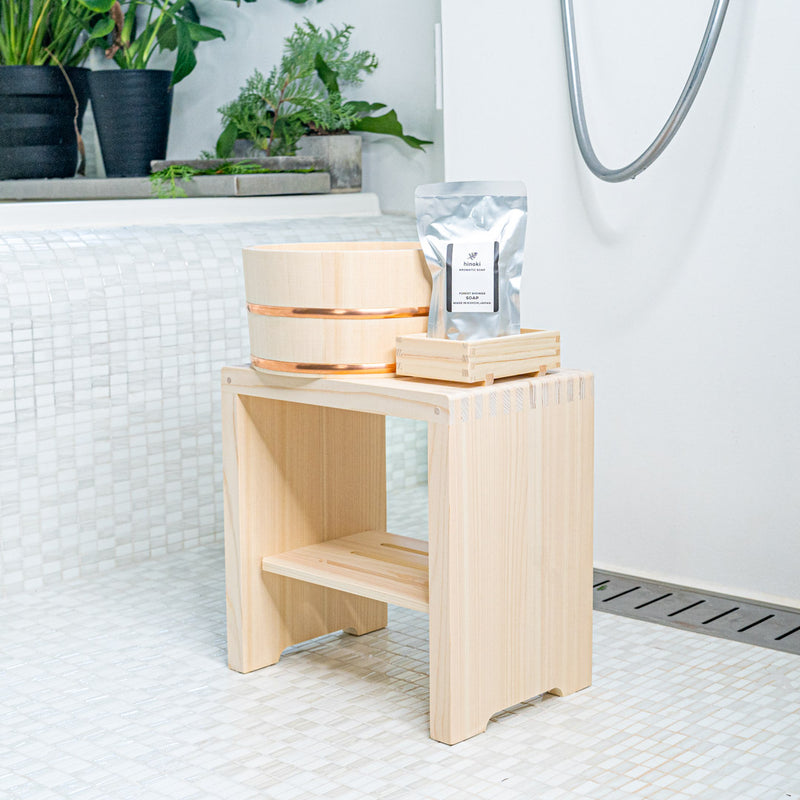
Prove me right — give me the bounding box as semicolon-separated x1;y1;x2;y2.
416;180;526;339
446;241;499;313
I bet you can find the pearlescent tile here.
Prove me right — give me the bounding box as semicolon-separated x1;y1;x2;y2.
1;215;426;597
0;545;798;798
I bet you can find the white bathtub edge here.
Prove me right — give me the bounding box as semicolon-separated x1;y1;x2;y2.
0;193;382;232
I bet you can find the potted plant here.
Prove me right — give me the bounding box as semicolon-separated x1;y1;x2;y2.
0;0;100;179
79;0;321;178
74;0;230;176
216;21;431;191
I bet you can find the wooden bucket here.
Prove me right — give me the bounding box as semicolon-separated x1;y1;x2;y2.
242;241;431;375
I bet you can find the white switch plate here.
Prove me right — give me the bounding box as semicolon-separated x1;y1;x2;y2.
434;22;443;111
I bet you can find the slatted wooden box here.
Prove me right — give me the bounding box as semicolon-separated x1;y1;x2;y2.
395;328;561;384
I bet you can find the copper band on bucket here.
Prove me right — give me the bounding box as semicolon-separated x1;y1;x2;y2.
251;355;395;375
247;303;429;320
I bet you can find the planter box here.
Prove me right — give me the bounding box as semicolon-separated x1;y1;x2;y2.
296;134;361;193
150;156;323;173
0;172;330;201
234;134;362;193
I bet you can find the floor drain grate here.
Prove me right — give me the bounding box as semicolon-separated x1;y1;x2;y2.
593;570;800;656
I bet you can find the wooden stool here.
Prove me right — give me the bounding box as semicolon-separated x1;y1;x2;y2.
222;366;594;744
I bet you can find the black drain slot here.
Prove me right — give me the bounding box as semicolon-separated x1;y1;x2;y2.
668;599;705;617
737;614;774;633
602;586;640;603
775;624;800;642
635;592;672;610
702;607;739;625
593;570;800;655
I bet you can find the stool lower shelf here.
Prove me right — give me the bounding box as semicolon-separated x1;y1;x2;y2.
262;530;429;613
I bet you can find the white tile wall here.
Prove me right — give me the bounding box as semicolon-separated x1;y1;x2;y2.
0;215;426;597
386;417;428;491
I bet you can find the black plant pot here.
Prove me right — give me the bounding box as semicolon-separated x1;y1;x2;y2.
89;69;173;178
0;66;90;180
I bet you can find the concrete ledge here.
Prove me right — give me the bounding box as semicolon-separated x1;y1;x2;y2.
0;172;330;202
0;192;382;232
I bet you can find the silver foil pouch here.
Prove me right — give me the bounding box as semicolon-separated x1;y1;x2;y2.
415;180;527;340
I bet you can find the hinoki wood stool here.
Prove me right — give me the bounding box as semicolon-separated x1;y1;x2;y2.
222;365;594;745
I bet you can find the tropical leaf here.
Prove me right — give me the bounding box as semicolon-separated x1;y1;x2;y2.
314;54;339;95
157;19;178;51
182;2;200;24
344;100;386;115
171;19;197;85
216;120;240;158
75;0;117;12
86;15;116;41
351;110;432;150
186;22;224;43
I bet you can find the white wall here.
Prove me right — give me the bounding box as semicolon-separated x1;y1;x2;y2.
158;0;443;213
441;0;800;605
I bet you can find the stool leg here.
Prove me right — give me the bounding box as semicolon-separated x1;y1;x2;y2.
427;377;593;744
223;392;388;673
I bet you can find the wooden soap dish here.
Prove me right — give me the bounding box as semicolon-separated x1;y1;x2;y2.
395;328;561;385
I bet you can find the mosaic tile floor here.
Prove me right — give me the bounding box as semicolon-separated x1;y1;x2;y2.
2;487;799;800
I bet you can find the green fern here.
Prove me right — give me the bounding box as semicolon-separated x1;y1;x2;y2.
217;20;382;157
218;66;322;156
282;21;377;86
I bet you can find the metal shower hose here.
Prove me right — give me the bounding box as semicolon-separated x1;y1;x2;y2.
560;0;731;182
